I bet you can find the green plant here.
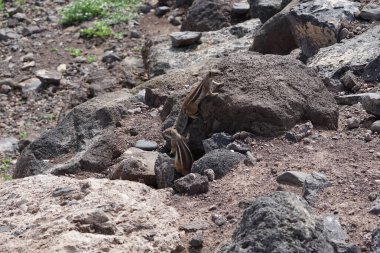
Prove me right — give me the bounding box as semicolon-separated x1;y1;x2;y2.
60;0;106;26
65;47;82;57
0;0;4;10
18;130;27;140
0;159;10;172
113;32;124;40
44;113;57;121
80;21;112;38
15;0;25;6
86;54;97;63
50;47;59;53
132;46;142;53
2;175;12;181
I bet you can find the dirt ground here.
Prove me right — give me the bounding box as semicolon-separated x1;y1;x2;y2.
1;0;380;252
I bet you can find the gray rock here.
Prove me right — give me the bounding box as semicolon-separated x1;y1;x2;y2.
108;147;158;187
18;78;42;93
169;16;182;26
232;2;250;16
35;69;62;86
20;52;34;62
189;231;203;248
181;0;231;32
287;0;359;57
13;90;135;178
346;117;360;130
176;0;193;7
360;4;380;21
363;55;380;82
0;137;18;152
219;192;335;253
143;18;262;78
174;173;209;195
226;141;250;154
0;85;11;94
302;172;332;206
22;25;43;36
340;71;361;92
204;169;215;181
249;0;292;23
155;153;177;189
155;6;170;17
335;93;370;106
362;93;380;118
135;140;158;151
0;28;21;41
102;51;122;64
129;30;141;38
179;221;209;232
371;121;380;134
211;214;226;226
199;53;338;136
138;3;152;14
0;79;15;88
372;228;380;253
308;25;380;79
170;31;202;47
285;121;313;142
369;192;378;202
202;132;233;153
322;77;345;93
277;171;310;187
370;201;380;215
191;149;246;179
13;13;26;21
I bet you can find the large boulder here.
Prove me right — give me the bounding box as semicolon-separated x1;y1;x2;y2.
307;25;380;79
198;52;338;137
219;192;335;252
143;19;262;78
14;90;136;178
249;0;292;23
181;0;231;32
0;175;183;252
251;0;360;57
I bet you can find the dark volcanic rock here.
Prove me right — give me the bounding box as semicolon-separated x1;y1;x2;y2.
181;0;231;32
191;149;246;179
308;25;380;79
202;132;233;153
361;93;380;118
219;191;335;253
155;153;178;189
14;90;134;178
303;172;331;206
249;0;292;23
170;31;202;47
199;52;338;136
173;173;209;195
372;228;380;253
277;171;310;187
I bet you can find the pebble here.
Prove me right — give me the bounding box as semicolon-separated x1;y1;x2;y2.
21;61;36;69
346;117;360;129
276;171;310;187
170;31;202;48
0;85;12;94
211;214;226;226
20;52;34;62
18;78;42;92
102;51;122;64
370;121;380;134
35;69;62;85
369;192;378;202
204;169;215;181
135;140;158;151
0;137;19;152
155;6;170;17
179;221;209;232
189;231;203;248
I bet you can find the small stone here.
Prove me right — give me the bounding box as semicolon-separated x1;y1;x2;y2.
0;85;12;94
174;173;209;195
57;64;67;72
155;6;170;17
18;78;42;92
35;69;62;86
135;140;158;151
360;4;380;21
74;56;87;63
277;171;310;187
362;93;380;118
138;3;152;14
170;31;202;48
340;71;361;92
346;117;360;129
285;121;313;142
339;28;349;40
102;51;122;64
130;30;141;39
204;169;215;181
232;2;250;15
20;52;34;62
370;121;380;134
189;231;203;248
302;172;331;206
364;133;373;142
369;192;378;202
202;133;233;153
209;205;217;211
370;202;380;215
226;141;250;154
169;16;181;26
179;221;209;232
211;214;226;226
22;25;42;36
0;137;18;152
21;61;36;70
0;79;15;88
13;13;26;21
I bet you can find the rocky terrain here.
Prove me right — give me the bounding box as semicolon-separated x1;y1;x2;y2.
0;0;380;252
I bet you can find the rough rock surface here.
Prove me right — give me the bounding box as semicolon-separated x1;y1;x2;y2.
191;149;246;179
181;0;231;32
173;173;209;195
13;90;135;178
143;19;262;78
107;147;158;187
249;0;292;23
0;175;183;253
276;170;310;187
219;191;335;253
307;25;380;79
373;228;380;253
199;52;338;136
361;93;380;118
